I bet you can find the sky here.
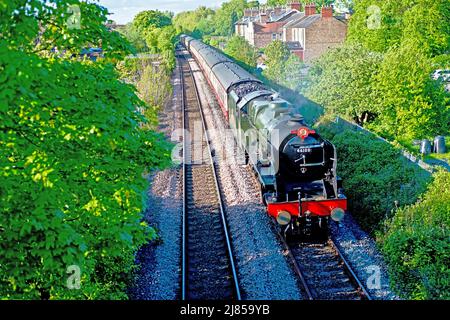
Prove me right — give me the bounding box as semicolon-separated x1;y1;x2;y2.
98;0;267;25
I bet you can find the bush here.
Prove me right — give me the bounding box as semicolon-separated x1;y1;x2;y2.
0;45;172;299
319;124;431;233
224;35;257;68
379;169;450;300
118;55;174;128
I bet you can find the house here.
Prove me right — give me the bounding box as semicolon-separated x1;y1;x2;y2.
235;2;348;62
235;2;302;48
282;4;347;61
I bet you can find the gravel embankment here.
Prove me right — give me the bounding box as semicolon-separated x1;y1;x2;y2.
129;59;183;300
188;56;302;300
330;216;398;300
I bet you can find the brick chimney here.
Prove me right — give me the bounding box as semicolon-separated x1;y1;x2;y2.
289;1;302;12
260;12;269;23
274;6;283;15
321;6;333;18
305;3;317;16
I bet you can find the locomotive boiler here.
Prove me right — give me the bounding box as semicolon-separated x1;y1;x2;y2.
180;35;347;239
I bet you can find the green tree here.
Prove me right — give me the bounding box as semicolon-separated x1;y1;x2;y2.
348;0;450;55
174;0;259;38
132;10;172;35
369;39;449;142
263;40;291;81
281;54;305;91
224;35;258;67
320;128;430;233
305;44;383;124
347;0;408;53
117;23;148;52
1;0;133;60
0;0;172;299
214;0;249;36
173;6;216;37
400;0;450;58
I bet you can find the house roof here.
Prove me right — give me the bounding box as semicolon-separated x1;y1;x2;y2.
289;14;321;28
236;15;259;25
236;8;300;25
253;21;285;33
282;12;305;29
270;9;298;22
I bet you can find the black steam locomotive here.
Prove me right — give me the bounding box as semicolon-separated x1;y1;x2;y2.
180;35;347;238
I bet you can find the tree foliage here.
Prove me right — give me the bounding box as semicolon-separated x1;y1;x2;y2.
2;0;133;60
379;169;450;300
118;57;174;128
305;0;450;143
348;0;450;55
174;0;254;38
263;40;291;80
368;40;449;142
132;10;172;36
305;44;383;124
116;23;148;53
0;0;172;299
262;40;305;90
127;10;177;56
214;0;249;36
224;35;258;68
173;6;216;38
120;9;177;73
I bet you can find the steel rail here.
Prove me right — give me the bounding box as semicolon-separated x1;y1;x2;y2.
275;226;314;300
279;232;373;300
180;48;241;300
329;239;372;300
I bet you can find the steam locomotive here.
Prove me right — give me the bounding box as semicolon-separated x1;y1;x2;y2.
180;35;347;239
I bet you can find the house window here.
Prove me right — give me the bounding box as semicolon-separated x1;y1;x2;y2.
272;33;277;40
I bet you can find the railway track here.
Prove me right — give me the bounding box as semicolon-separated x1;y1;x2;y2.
278;232;372;300
178;44;369;301
179;49;241;300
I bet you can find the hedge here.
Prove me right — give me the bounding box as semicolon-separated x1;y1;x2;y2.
379;169;450;300
317;122;431;233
